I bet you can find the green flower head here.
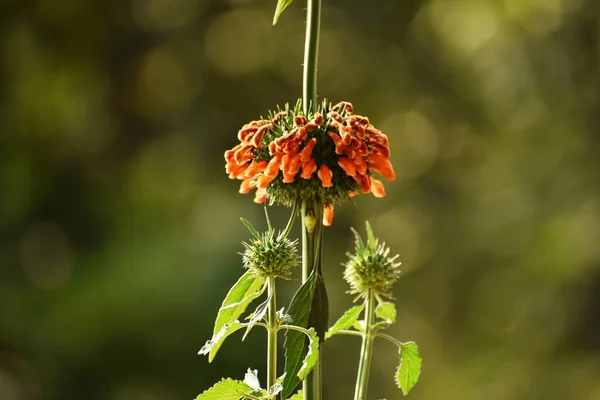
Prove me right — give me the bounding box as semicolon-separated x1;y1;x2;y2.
240;219;298;280
343;221;402;298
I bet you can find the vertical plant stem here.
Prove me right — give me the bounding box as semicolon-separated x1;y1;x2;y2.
302;0;322;398
303;0;321;113
354;290;375;400
301;199;323;400
267;277;278;397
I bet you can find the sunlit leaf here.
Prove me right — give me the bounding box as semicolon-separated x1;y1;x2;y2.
325;305;364;339
273;0;293;25
375;302;396;324
243;368;261;391
199;321;246;362
286;390;303;400
213;271;266;336
195;378;253;400
243;291;271;340
297;327;319;380
395;342;422;395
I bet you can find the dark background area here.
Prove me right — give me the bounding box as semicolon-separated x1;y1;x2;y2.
0;0;598;399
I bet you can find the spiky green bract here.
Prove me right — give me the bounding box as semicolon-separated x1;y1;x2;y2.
343;221;402;299
241;220;299;280
255;99;360;207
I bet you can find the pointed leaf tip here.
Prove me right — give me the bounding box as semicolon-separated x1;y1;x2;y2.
273;0;294;25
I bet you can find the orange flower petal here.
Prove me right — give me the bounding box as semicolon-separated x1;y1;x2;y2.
254;188;268;203
369;177;386;197
353;173;371;193
244;160;269;178
299;138;317;162
300;158;317;179
313;113;323;126
239;178;256;194
323;204;334;226
318;164;333;187
367;155;396;181
338;157;356;177
264;154;283;178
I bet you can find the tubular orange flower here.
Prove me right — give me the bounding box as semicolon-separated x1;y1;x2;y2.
317;164;333;187
224;100;396;225
323;204;334;226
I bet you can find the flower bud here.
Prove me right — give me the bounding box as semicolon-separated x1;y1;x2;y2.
343;222;402;298
242;229;299;279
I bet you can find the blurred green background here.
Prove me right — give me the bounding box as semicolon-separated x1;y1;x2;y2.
0;0;598;399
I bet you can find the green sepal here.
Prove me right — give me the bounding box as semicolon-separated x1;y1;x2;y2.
281;270;316;399
199;321;246;362
396;342;422;395
375;301;396;324
325;305;365;339
195;378;254;400
273;0;293;25
213;271;266;337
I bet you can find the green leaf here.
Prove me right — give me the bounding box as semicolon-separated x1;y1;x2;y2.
195;378;254;400
272;0;293;25
286;390;303;400
353;320;365;333
375;302;396;324
240;218;261;240
281;271;316;399
325;305;365;339
199;321;246;362
243;291;271;340
243;369;261;391
395;342;422;395
371;321;392;332
308;272;329;342
297;327;319;380
213;271;266;337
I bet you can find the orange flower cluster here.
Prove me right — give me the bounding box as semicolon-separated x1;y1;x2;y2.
224;102;395;226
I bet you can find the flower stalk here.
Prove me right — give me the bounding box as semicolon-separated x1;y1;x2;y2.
354;289;376;400
267;276;278;397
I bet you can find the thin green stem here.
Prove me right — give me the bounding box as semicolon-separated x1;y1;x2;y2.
354;290;376;400
333;329;363;338
303;0;321;114
267;277;278;398
281;200;299;239
375;332;404;348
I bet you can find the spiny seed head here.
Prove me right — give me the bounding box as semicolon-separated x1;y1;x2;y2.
241;223;298;280
343;221;402;298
